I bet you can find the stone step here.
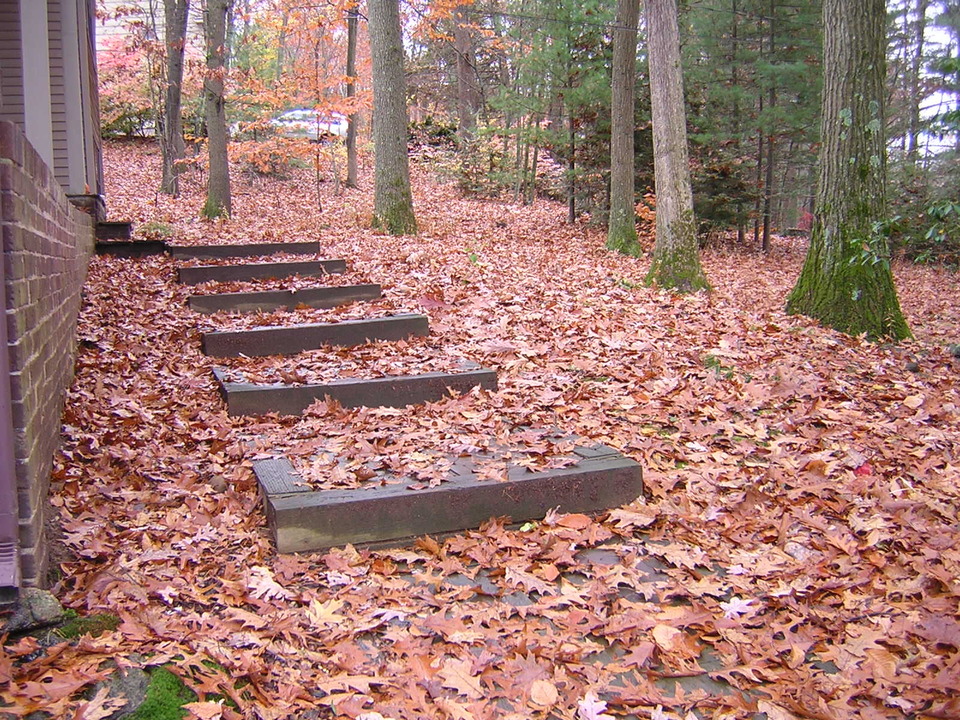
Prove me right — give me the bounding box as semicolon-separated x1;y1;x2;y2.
95;240;166;257
95;221;133;240
212;365;497;416
201;313;430;357
188;283;383;314
177;259;346;285
253;443;644;553
169;241;322;260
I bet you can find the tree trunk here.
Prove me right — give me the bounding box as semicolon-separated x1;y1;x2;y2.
567;109;576;223
276;11;288;84
345;3;359;189
160;0;189;196
786;0;910;341
761;0;775;253
732;0;746;244
202;0;232;219
453;5;481;140
907;0;929;164
368;0;417;234
606;0;641;256
644;0;709;292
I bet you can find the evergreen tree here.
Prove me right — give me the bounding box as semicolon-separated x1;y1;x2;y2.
684;0;821;241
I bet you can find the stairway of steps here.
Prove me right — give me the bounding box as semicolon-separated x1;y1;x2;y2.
160;239;643;552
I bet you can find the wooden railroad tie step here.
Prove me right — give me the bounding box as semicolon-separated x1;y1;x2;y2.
95;240;166;257
188;284;382;314
212;365;497;416
177;259;346;285
201;313;430;357
169;241;322;260
95;221;133;240
253;444;644;553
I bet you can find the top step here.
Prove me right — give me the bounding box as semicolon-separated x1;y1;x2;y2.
169;241;322;260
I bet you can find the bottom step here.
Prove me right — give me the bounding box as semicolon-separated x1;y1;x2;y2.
254;444;643;553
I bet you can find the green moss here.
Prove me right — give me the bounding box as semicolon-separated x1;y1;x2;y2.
644;212;710;292
201;197;229;220
786;220;911;341
372;200;418;235
125;667;197;720
137;221;174;240
56;611;120;639
605;210;641;256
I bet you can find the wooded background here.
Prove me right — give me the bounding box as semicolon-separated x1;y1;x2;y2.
96;0;958;261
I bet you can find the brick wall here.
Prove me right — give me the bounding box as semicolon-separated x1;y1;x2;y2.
1;121;94;586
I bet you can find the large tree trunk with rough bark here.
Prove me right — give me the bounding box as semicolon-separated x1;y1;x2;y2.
368;0;417;234
786;0;910;341
160;0;189;196
202;0;232;218
644;0;709;291
606;0;640;256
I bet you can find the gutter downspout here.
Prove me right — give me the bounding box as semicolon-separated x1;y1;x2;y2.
0;225;21;604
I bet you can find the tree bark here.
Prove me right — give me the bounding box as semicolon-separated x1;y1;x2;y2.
907;0;929;164
786;0;910;341
606;0;641;256
160;0;189;196
761;0;775;253
368;0;417;234
453;5;481;140
644;0;709;292
345;3;359;189
202;0;232;218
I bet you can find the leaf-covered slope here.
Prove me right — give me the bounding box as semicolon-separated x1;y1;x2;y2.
5;140;958;720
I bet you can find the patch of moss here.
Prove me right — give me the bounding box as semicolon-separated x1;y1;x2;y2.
137;221;174;240
125;667;196;720
56;611;120;639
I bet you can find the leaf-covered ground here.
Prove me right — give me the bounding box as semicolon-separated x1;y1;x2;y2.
4;140;960;719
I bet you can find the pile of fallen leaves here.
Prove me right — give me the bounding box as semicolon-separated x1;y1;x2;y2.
3;139;959;719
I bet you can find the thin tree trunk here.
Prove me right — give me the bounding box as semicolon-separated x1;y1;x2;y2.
754;120;763;245
368;0;417;233
567;109;576;223
276;11;288;84
907;0;928;164
606;0;641;255
527;140;539;205
345;3;359;188
160;0;189;196
202;0;232;219
786;0;910;341
761;0;776;253
644;0;709;291
454;5;480;140
732;0;746;244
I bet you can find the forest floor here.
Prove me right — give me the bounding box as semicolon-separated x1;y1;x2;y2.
4;140;960;720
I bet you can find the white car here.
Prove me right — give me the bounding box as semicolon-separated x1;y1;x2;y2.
269;109;348;141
